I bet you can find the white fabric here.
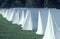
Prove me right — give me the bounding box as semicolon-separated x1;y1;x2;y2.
12;10;19;24
0;8;60;39
22;10;29;29
42;10;55;39
4;9;9;18
51;9;60;39
22;10;33;30
1;9;6;17
6;9;12;21
19;10;24;26
36;10;43;35
8;9;15;21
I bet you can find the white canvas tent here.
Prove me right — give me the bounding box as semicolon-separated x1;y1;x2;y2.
21;10;29;28
3;9;9;18
6;9;13;21
42;10;55;39
36;10;43;35
12;10;20;25
50;9;60;39
1;9;6;17
22;10;33;30
18;10;24;26
7;9;15;21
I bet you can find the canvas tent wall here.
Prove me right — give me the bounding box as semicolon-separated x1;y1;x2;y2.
12;9;20;25
1;9;6;17
4;9;9;18
6;8;13;21
21;8;48;31
50;9;60;39
7;9;15;21
37;8;48;33
36;10;43;35
42;10;55;39
42;9;60;39
22;9;33;30
18;10;25;26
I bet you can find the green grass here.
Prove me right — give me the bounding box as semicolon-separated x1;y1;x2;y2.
0;14;43;39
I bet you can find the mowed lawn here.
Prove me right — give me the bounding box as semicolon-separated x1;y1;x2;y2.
0;14;43;39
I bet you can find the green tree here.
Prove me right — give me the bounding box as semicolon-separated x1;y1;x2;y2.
11;1;23;8
25;0;44;8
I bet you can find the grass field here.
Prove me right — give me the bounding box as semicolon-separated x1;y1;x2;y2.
0;14;43;39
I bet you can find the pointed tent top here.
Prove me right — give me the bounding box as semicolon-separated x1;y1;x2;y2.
38;10;41;17
22;10;24;13
36;10;43;35
42;9;55;39
26;9;31;14
25;9;31;18
48;9;51;15
48;9;52;19
38;10;41;13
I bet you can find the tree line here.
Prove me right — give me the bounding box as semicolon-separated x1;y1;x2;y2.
0;0;60;9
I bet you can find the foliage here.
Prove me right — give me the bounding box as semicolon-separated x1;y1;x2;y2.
0;0;60;8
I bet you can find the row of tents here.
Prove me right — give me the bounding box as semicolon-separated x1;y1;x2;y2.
0;8;60;39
